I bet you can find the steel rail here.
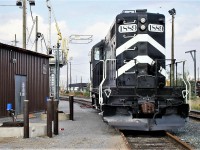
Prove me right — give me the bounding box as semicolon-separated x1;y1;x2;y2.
189;110;200;121
165;132;193;150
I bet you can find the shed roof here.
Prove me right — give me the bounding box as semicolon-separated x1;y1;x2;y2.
0;42;53;58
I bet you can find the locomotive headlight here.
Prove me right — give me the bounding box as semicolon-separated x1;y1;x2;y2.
140;18;146;23
140;25;146;31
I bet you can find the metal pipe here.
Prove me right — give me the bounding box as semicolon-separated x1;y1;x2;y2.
70;62;71;91
23;100;29;138
23;0;26;49
35;16;38;52
67;62;68;92
54;99;59;135
183;61;185;86
194;50;196;96
169;9;176;87
185;50;197;97
51;96;54;121
176;62;178;86
171;14;175;86
47;99;52;138
55;43;60;100
169;64;172;86
183;61;185;79
69;95;74;120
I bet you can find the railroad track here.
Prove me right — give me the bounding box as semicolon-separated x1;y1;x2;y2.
121;131;193;150
189;110;200;121
60;96;93;108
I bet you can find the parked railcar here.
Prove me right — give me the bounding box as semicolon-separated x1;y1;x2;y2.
90;9;189;130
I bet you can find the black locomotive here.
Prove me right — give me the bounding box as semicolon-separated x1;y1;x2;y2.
90;9;189;130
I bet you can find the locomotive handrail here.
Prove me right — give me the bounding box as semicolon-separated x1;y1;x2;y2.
99;59;116;105
123;20;137;24
186;78;192;111
182;78;188;104
97;60;105;105
122;10;135;13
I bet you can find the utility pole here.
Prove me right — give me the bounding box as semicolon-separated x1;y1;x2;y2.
185;50;197;96
35;16;38;52
70;61;72;91
22;0;26;49
168;8;176;86
67;62;68;91
16;0;35;49
11;34;19;46
46;0;51;53
81;76;82;91
55;44;60;100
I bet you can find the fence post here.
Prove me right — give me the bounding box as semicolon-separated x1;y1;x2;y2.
54;99;59;135
69;96;74;120
47;99;52;138
23;100;29;138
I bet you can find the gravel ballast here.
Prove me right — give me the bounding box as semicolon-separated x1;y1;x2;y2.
171;118;200;149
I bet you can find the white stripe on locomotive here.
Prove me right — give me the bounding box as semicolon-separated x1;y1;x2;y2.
116;34;165;57
116;55;166;77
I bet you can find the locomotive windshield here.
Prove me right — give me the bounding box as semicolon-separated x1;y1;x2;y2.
94;48;100;60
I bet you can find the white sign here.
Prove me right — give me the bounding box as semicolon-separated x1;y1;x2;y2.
148;24;164;32
118;24;137;33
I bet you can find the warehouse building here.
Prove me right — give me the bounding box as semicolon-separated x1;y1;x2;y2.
0;43;51;117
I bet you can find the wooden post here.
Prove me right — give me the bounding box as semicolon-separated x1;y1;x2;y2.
69;96;74;120
47;99;52;138
23;100;29;138
54;99;59;135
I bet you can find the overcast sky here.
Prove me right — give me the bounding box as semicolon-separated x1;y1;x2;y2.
0;0;200;86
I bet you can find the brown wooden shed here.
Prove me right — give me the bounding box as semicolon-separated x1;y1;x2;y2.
0;43;51;117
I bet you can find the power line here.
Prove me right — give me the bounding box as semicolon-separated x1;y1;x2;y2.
0;5;16;6
29;4;34;22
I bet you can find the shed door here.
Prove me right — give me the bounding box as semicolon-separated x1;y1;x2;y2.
15;75;27;115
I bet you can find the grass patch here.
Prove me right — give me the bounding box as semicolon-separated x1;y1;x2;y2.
60;91;90;98
190;97;200;110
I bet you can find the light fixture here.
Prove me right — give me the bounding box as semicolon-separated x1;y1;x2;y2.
16;0;22;6
29;0;35;6
140;18;146;23
140;25;146;31
168;8;176;15
37;32;42;38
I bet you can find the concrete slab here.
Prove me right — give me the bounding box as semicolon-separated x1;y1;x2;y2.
40;112;69;121
0;123;46;138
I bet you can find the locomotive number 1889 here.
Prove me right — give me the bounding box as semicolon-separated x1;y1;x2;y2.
118;24;137;33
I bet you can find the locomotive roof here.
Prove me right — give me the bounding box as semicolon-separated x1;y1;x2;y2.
91;40;104;49
116;9;164;18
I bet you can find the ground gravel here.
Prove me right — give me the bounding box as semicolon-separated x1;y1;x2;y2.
170;118;200;149
0;101;128;149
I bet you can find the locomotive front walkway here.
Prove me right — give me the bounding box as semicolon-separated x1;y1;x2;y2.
0;100;128;149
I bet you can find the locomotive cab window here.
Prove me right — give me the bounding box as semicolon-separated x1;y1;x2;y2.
94;47;100;60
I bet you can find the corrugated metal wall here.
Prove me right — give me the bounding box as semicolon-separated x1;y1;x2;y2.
0;43;50;117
